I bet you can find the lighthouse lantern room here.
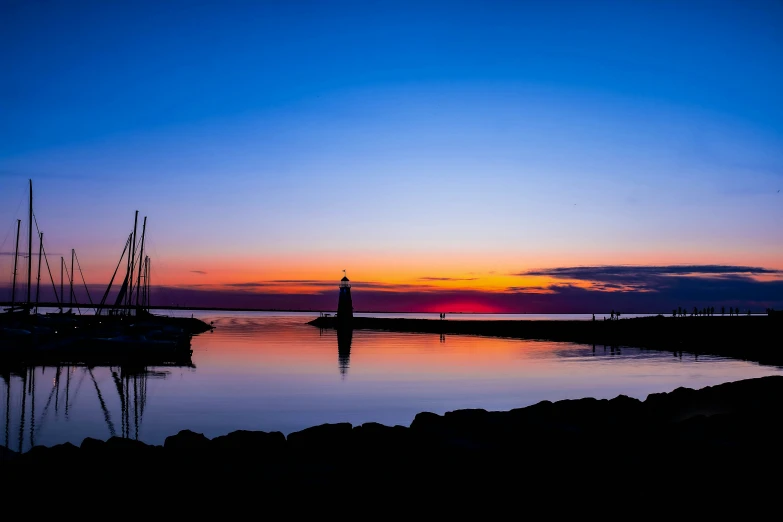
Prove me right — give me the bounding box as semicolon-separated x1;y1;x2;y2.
337;270;354;323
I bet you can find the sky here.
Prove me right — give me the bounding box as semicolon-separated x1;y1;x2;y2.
1;0;782;313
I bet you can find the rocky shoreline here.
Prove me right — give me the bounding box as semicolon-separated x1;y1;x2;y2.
3;375;782;503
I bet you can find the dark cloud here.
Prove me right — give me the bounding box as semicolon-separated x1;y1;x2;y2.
2;263;781;313
139;283;783;313
225;280;445;292
502;264;783;311
269;279;333;284
521;265;780;280
353;281;437;290
506;287;554;293
517;265;781;292
267;279;391;288
594;283;626;290
419;277;479;281
190;270;207;275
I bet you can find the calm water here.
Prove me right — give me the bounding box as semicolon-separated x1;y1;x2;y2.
2;311;780;452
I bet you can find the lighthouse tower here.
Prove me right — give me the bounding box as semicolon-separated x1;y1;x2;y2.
337;270;353;325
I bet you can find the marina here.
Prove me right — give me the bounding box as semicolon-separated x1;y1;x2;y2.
3;0;782;507
0;181;212;366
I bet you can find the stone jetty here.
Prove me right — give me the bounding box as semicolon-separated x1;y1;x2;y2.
309;314;783;365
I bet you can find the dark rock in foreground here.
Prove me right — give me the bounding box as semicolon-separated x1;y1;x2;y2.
4;376;783;507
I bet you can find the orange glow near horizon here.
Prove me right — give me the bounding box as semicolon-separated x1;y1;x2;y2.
4;245;781;312
137;247;783;293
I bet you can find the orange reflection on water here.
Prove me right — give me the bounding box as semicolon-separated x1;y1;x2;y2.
4;312;782;452
191;314;782;396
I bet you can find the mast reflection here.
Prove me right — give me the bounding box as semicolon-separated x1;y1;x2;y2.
0;362;186;452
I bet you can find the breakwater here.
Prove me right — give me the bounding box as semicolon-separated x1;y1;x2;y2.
2;375;782;502
309;315;783;366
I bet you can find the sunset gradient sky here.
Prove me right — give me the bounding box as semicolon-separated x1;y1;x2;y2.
1;0;782;312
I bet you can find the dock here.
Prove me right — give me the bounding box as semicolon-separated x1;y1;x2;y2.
0;312;212;367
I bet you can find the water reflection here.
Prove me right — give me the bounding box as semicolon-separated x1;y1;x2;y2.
1;363;182;452
337;328;353;378
2;313;782;451
320;326;354;378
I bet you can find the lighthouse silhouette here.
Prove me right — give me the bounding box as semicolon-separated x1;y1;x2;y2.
337;270;354;325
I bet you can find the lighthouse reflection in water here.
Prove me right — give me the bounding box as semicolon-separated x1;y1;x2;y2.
4;312;781;451
336;271;354;377
337;328;353;377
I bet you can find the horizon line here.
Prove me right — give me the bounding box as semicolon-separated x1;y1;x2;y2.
0;302;759;315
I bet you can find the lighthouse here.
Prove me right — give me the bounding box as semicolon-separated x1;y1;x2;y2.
337;270;353;325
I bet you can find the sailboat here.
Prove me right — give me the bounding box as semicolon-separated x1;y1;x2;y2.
94;211;209;336
1;181;206;364
2;180;34;315
96;211;152;318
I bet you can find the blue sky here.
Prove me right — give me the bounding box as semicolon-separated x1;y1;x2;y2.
1;0;782;311
3;0;782;149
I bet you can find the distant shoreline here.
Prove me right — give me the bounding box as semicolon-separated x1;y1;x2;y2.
1;302;699;315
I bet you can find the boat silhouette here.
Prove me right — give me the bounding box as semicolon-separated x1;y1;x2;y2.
1;180;209;366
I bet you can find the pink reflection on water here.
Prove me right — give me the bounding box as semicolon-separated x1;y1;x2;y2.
2;312;780;452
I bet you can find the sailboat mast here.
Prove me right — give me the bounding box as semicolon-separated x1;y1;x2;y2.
139;256;146;309
147;258;151;309
60;257;64;313
128;211;139;313
124;235;132;314
135;216;147;309
27;179;33;308
97;233;131;316
35;232;43;313
70;249;74;309
143;256;149;309
11;219;20;310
